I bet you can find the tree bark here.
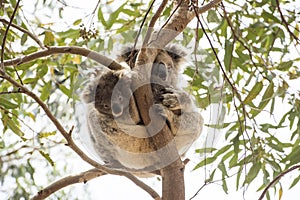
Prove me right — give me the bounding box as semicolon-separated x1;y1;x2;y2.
132;0;222;199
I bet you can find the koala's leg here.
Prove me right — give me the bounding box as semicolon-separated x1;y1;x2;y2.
148;103;177;136
160;87;193;112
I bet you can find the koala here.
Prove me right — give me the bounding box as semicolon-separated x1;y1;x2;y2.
81;45;203;172
82;69;140;125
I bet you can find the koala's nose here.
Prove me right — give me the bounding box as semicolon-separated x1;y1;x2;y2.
112;103;123;117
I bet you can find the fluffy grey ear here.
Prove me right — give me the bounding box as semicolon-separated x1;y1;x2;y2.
165;45;187;63
119;46;135;58
82;81;96;103
117;45;139;65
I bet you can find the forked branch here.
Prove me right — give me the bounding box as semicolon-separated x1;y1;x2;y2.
31;168;106;200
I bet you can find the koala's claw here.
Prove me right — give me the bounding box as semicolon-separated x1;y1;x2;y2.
160;87;175;94
160;87;181;110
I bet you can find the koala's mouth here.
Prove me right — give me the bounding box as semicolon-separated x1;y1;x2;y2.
112;103;123;117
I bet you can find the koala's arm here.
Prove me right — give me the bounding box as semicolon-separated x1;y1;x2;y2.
159;102;203;156
157;86;204;155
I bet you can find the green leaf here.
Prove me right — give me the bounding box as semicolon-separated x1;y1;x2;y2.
73;19;82;26
244;82;263;104
207;10;220;23
195;147;217;154
215;145;232;157
21;33;28;45
218;162;228;177
261;10;281;23
289;175;300;189
222;177;229;194
37;64;48;78
228;154;238;168
0;96;18;109
23;78;38;84
23;46;38;55
282;146;300;167
38;131;57;138
244;162;261;185
43;31;55;46
40;81;52;101
59;85;71;97
193;156;218;170
39;150;54;166
277;60;293;71
206;169;216;182
7;119;24;137
250;81;274;118
106;2;127;29
122;9;139;16
98;7;108;28
0;139;4;148
57;29;79;39
224;40;234;70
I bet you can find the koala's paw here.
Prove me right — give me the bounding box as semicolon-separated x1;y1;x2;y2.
160;87;181;110
150;104;167;119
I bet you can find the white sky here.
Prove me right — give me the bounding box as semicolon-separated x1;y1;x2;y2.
3;0;298;199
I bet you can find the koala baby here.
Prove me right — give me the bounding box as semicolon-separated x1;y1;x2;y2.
82;46;203;172
82;69;140;125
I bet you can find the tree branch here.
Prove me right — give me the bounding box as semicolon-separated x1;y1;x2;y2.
3;46;123;70
31;168;106;200
0;18;45;49
142;0;168;46
258;164;300;200
146;0;222;48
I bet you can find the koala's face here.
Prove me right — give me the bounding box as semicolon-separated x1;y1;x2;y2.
94;70;132;118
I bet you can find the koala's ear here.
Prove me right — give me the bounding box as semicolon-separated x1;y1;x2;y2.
82;68;111;103
165;45;187;63
118;45;139;63
82;82;96;103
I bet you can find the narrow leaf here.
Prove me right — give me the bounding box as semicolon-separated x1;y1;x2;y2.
39;150;54;166
244;82;263;104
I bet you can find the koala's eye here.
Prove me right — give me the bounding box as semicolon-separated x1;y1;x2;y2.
118;96;123;102
103;104;109;109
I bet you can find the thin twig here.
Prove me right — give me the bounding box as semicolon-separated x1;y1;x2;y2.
1;0;21;68
275;0;300;43
133;0;156;50
142;0;168;46
258;164;300;200
0;18;45;49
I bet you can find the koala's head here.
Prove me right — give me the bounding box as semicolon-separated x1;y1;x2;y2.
82;69;132;118
117;45;187;85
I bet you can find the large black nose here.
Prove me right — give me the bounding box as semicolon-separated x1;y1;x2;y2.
112;103;123;117
153;63;167;81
